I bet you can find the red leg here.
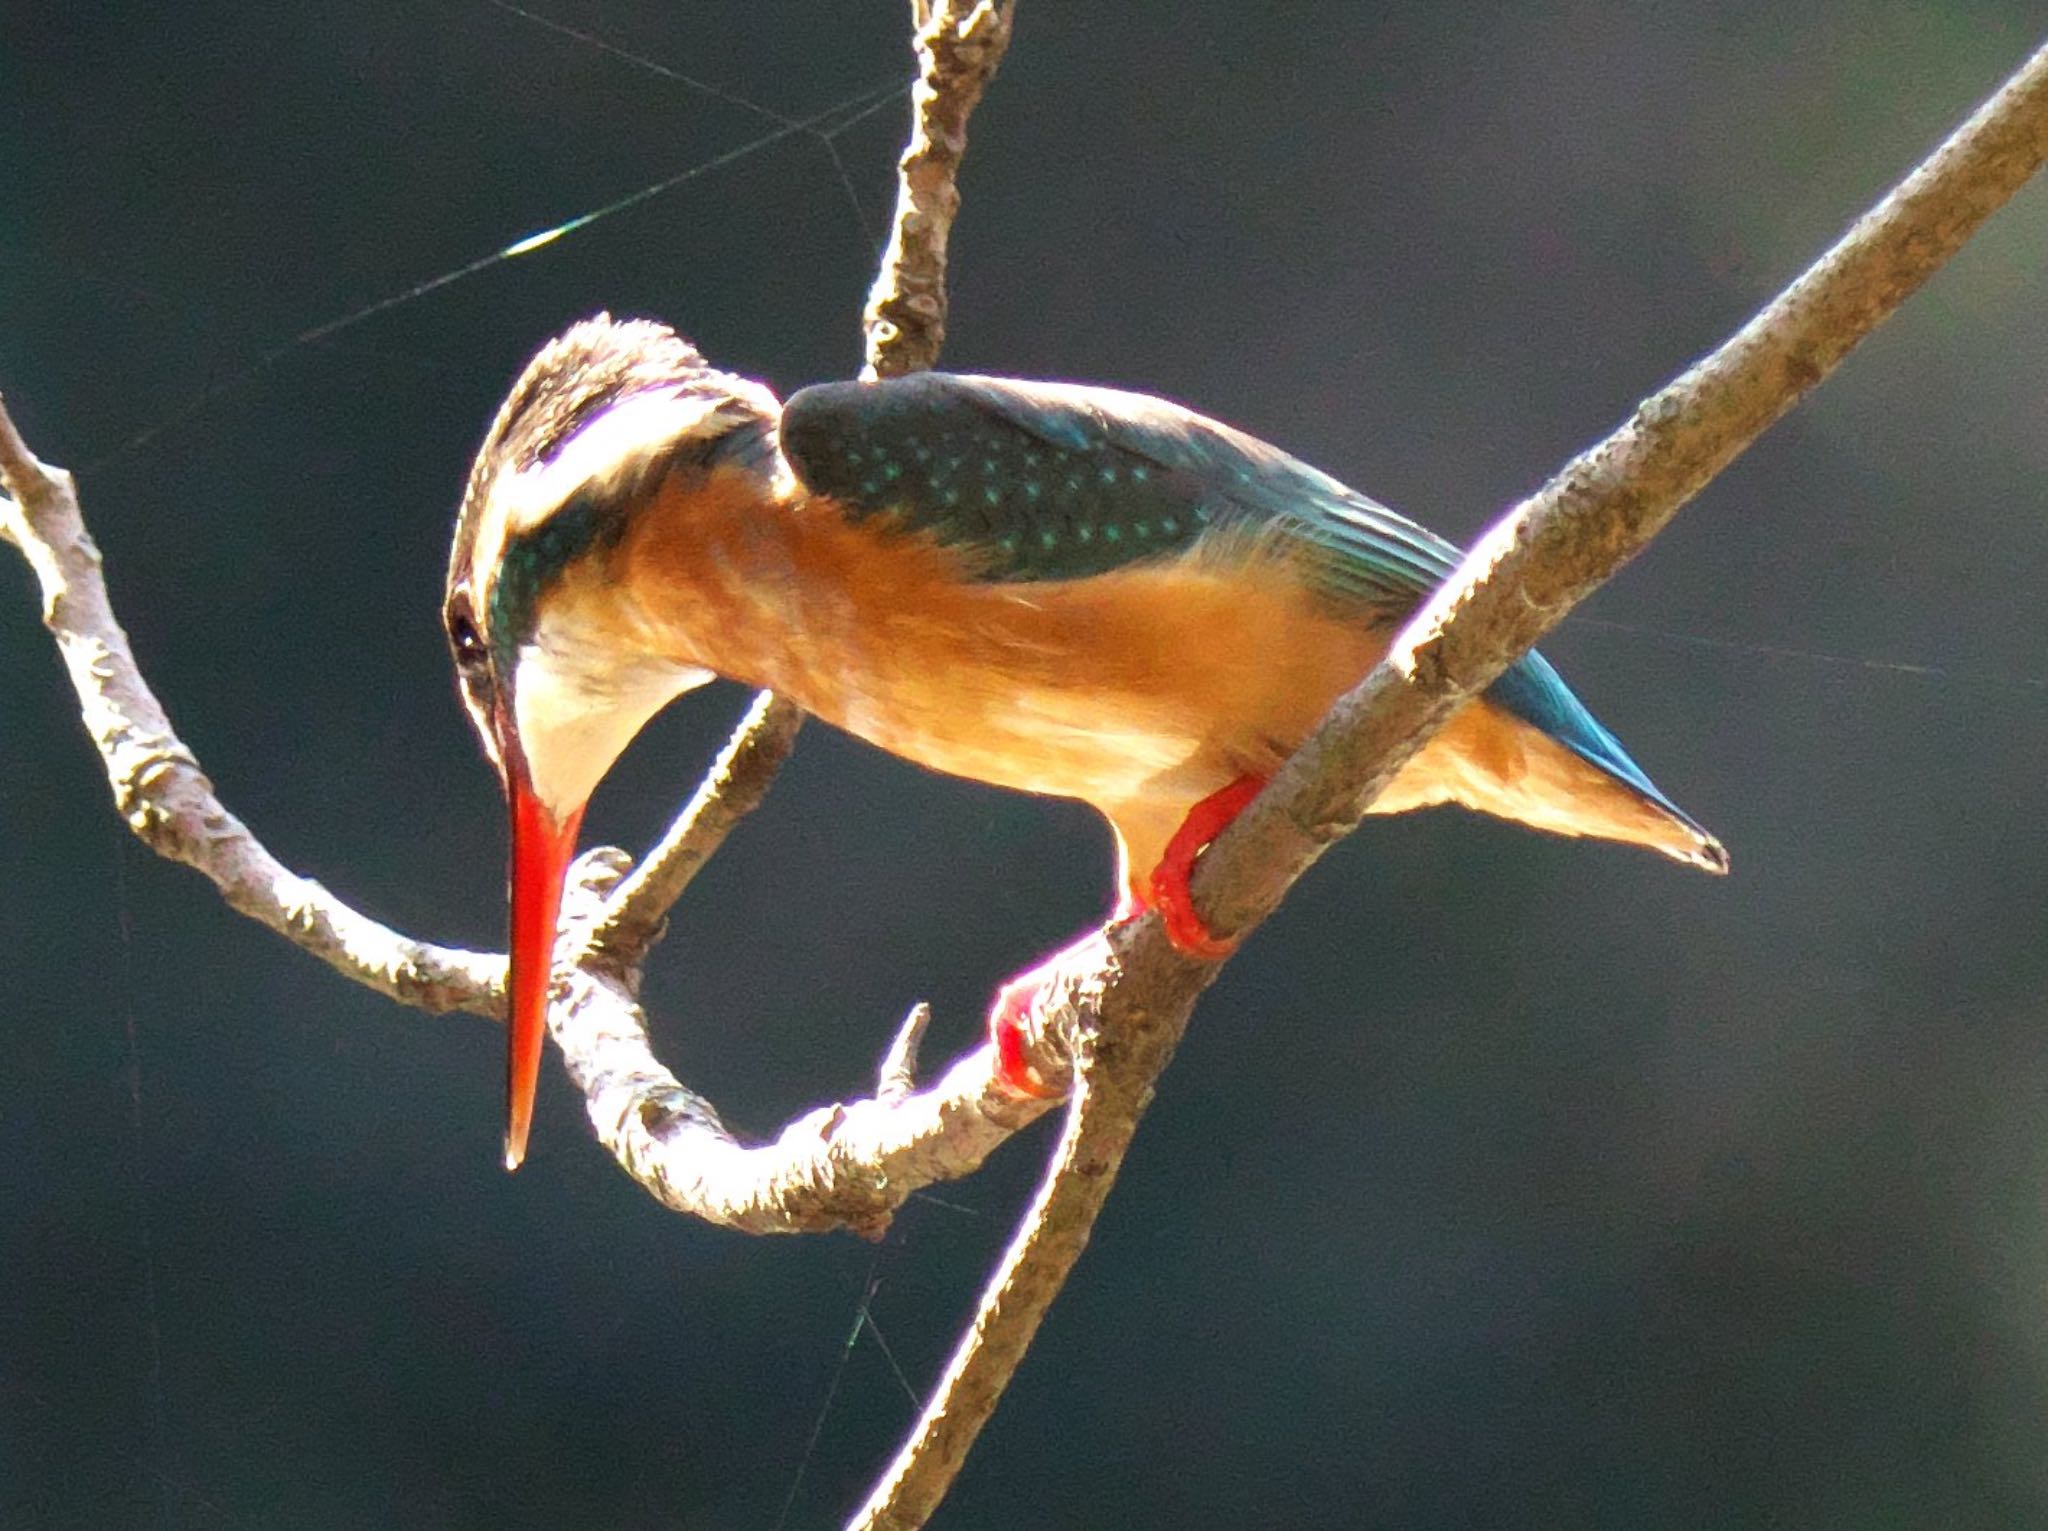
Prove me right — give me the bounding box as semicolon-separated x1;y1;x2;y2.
1139;774;1266;959
991;780;1263;1095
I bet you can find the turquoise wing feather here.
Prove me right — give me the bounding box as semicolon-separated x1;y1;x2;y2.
778;372;1454;609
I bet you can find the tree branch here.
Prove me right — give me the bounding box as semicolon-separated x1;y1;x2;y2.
581;687;803;966
0;402;503;1018
861;0;1018;380
1190;36;2048;952
846;35;2048;1528
543;850;1058;1237
0;0;1040;1244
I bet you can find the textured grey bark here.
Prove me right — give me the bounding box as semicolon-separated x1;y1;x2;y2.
0;405;504;1018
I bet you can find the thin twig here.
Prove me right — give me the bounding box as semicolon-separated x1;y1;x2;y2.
845;36;2048;1528
585;0;1016;962
861;0;1017;380
584;688;803;964
877;1003;933;1105
846;929;1178;1531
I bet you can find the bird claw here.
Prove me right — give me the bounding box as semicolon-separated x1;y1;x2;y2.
988;969;1062;1099
1137;773;1266;959
1147;876;1241;959
990;775;1267;1095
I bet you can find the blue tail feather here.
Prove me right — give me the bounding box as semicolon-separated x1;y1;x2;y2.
1487;652;1719;852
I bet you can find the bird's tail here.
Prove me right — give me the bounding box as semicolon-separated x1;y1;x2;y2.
1362;650;1726;872
1477;651;1727;873
1532;743;1730;874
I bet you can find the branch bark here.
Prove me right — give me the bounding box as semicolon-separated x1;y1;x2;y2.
581;687;803;966
588;0;1020;974
861;0;1018;379
1190;39;2048;951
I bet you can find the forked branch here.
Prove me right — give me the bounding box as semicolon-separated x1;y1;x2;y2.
0;0;1039;1246
580;0;1020;969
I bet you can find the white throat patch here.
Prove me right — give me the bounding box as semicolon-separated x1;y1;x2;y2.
512;609;713;818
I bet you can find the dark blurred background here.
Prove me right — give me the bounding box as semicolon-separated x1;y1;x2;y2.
5;3;2047;1526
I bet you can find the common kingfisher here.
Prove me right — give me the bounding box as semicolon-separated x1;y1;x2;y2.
446;316;1726;1169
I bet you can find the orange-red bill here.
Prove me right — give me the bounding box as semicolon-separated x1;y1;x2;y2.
503;781;585;1171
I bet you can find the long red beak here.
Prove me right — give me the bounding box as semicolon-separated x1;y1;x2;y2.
503;776;585;1171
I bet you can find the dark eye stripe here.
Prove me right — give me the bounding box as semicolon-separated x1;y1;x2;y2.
486;491;623;664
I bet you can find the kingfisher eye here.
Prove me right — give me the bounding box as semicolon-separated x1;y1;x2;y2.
446;602;488;670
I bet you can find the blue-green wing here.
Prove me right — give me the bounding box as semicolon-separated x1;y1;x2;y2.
777;372;1458;611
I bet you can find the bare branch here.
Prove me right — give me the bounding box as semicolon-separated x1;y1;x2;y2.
861;0;1017;379
547;852;1057;1237
847;930;1183;1531
1189;35;2048;952
846;36;2048;1528
0;399;502;1017
583;688;803;965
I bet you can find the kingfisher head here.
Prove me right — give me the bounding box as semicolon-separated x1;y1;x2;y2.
444;314;779;1169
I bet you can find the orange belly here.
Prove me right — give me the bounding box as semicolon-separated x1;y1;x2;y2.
657;513;1383;795
803;559;1383;806
614;474;1703;879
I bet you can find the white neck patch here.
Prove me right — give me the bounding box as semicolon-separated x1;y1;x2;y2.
511;609;713;817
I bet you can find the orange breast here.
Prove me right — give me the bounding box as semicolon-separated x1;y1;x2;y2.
612;471;1390;813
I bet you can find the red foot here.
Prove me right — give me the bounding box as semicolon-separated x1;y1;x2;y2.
991;778;1265;1095
1142;774;1266;959
988;966;1062;1099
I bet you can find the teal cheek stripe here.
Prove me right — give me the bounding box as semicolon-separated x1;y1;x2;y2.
487;492;622;665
